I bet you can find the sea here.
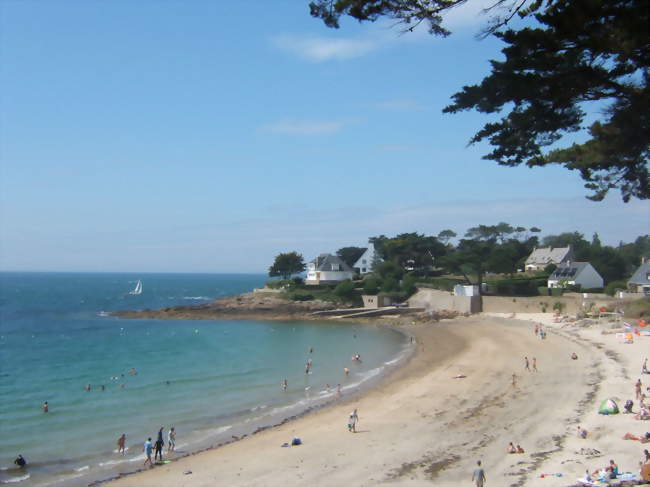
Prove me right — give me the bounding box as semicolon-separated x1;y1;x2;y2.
0;272;411;486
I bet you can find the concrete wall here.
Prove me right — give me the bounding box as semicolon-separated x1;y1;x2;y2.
408;289;481;313
481;295;620;314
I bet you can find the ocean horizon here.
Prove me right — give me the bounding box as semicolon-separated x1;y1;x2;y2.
0;272;410;486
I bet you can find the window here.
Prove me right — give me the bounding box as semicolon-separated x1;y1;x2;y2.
331;263;339;271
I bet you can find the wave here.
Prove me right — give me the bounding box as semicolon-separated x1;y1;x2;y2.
0;474;30;484
74;465;89;472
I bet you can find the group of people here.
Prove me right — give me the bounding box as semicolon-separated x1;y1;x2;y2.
506;442;525;454
523;356;538;372
142;426;176;468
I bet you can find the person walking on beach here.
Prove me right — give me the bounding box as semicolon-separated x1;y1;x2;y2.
512;373;517;387
532;357;538;372
168;427;176;453
143;438;153;468
636;379;643;400
524;357;530;372
472;460;486;486
154;427;164;462
348;408;359;433
117;434;126;455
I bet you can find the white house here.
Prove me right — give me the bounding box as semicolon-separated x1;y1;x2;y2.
627;260;650;294
525;246;574;271
305;254;355;285
353;243;379;275
547;262;604;289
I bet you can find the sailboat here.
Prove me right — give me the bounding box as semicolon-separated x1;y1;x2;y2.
128;280;143;295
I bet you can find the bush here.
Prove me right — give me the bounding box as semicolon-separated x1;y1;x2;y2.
334;280;357;301
266;279;290;289
401;274;417;297
492;277;545;296
290;292;314;301
363;278;381;295
381;277;399;293
604;280;628;296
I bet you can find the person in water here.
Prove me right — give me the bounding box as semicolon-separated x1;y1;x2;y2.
42;401;48;413
154;427;164;461
167;427;176;453
117;434;126;455
14;455;26;468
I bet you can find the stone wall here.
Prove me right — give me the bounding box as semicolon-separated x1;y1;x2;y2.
408;289;481;313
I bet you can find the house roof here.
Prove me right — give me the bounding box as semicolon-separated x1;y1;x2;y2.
310;254;353;272
628;262;650;285
526;246;572;265
549;262;591;280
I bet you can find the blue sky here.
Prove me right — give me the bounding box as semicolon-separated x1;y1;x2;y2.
1;0;648;273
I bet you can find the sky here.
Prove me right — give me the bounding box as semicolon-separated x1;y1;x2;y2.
1;0;648;273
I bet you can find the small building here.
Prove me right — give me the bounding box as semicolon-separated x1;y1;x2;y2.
525;246;574;271
547;262;603;290
305;254;355;285
627;260;650;294
353;242;379;275
361;295;395;308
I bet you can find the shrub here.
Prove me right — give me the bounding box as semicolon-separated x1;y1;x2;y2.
381;277;399;293
266;279;289;289
334;280;357;301
538;287;549;296
363;278;380;295
290;292;314;301
401;274;417;297
604;280;628;296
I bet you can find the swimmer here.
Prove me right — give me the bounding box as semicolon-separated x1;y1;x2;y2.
85;384;91;391
282;379;288;391
42;401;48;413
344;367;349;376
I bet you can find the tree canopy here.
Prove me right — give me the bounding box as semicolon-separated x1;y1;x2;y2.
269;252;306;279
336;246;366;268
310;0;650;201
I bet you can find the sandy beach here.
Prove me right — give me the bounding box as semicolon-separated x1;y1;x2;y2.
106;313;650;487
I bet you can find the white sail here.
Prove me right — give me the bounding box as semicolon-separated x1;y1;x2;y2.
129;280;143;295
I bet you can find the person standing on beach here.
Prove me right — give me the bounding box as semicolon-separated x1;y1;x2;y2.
143;438;153;468
532;357;538;372
636;379;643;400
117;434;126;455
154;427;164;462
643;358;648;374
472;460;486;486
348;409;359;433
168;427;176;453
512;373;517;387
524;357;530;372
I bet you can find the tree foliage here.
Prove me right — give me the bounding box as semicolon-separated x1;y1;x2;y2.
336;246;366;268
310;0;650;201
268;251;306;279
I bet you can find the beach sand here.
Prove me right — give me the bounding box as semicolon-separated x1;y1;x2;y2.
107;314;650;486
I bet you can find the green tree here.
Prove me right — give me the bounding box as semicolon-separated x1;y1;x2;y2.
437;229;457;245
336;246;366;268
268;252;306;279
310;0;650;201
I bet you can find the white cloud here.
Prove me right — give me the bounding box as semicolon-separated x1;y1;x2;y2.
272;35;379;62
261;119;345;136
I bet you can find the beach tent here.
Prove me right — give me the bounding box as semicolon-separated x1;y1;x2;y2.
598;398;619;415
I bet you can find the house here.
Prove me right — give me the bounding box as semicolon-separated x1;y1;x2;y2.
353;242;379;275
525;246;574;271
547;262;603;289
627;259;650;294
305;254;355;285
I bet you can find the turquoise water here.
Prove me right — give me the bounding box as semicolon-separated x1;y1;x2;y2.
0;273;409;486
